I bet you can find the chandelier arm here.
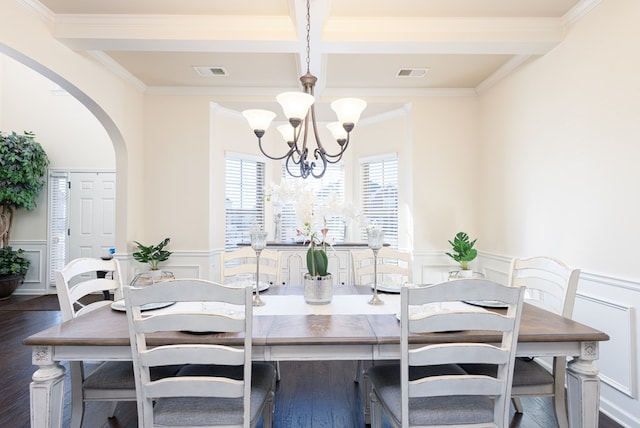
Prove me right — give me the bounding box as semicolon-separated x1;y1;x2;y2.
256;136;296;161
309;149;328;179
285;156;303;178
321;134;350;160
309;104;326;152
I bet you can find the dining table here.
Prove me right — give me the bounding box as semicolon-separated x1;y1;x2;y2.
24;284;609;428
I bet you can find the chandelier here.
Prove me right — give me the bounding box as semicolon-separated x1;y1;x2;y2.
242;0;367;179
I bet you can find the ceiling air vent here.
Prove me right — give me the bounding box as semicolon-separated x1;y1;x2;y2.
396;68;429;78
193;66;228;77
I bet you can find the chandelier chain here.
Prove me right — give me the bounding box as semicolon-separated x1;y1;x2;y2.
305;0;311;74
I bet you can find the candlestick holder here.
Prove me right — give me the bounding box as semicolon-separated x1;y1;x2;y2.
367;228;385;305
250;230;268;306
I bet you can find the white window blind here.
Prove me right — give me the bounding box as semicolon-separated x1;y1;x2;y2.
360;155;399;247
48;171;69;284
278;163;346;244
225;155;265;250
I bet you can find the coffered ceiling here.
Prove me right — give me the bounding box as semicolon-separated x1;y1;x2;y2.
26;0;596;119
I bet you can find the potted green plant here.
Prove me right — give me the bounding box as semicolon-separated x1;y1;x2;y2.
297;221;332;304
0;131;49;298
0;246;30;299
445;232;478;276
132;238;173;274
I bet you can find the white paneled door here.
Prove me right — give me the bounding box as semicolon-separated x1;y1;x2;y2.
68;172;116;261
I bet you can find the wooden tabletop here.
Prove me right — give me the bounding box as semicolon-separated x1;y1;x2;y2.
23;284;609;349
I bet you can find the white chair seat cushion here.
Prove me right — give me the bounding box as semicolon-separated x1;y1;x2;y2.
153;362;276;426
83;361;181;390
461;358;554;387
368;363;494;426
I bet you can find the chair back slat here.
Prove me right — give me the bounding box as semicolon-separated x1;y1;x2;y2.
409;376;504;398
409;343;508;366
142;345;245;367
146;377;244;399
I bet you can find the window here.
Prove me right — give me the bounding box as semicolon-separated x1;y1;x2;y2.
277;163;346;244
48;171;69;285
360;155;399;247
225;154;265;250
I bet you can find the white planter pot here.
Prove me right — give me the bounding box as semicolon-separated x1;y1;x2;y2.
448;270;483;280
303;273;333;305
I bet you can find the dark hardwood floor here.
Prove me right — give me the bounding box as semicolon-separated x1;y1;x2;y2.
1;295;622;428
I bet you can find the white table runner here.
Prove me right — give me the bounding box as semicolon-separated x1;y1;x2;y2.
253;294;401;316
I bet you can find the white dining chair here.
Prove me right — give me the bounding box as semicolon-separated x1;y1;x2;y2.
54;257;169;428
221;246;281;287
509;256;580;427
124;278;276;428
367;279;525;428
462;256;579;428
352;247;413;384
352;247;412;287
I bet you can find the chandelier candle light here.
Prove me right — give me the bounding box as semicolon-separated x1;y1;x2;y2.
242;0;367;179
250;230;268;306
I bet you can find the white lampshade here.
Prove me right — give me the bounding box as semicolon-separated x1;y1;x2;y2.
242;109;276;131
277;124;295;142
330;98;367;124
276;92;315;120
326;122;347;141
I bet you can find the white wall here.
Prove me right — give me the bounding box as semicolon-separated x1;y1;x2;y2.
478;0;640;425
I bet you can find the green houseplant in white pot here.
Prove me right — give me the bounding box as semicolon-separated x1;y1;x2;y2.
132;238;172;277
0;131;49;298
445;232;478;278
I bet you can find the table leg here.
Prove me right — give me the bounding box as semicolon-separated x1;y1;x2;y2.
30;346;65;428
566;341;600;428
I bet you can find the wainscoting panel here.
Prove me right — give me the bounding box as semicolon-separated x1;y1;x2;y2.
574;291;637;399
10;240;47;295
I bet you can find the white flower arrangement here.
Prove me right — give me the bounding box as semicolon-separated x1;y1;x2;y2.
264;181;364;246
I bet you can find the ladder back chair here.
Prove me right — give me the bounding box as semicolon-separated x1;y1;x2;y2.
54;258;140;428
368;279;526;428
463;256;579;428
510;256;580;427
352;247;413;384
221;246;281;287
352;247;413;287
124;278;276;428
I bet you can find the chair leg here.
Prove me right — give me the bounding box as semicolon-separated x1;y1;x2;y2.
275;361;281;382
512;397;524;413
107;401;119;418
69;362;86;428
261;391;275;428
369;390;383;428
354;360;362;383
553;392;569;428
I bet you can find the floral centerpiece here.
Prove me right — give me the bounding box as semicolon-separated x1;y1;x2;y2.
297;219;329;277
265;181;362;304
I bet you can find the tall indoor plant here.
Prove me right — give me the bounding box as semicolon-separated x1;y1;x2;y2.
0;131;49;298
